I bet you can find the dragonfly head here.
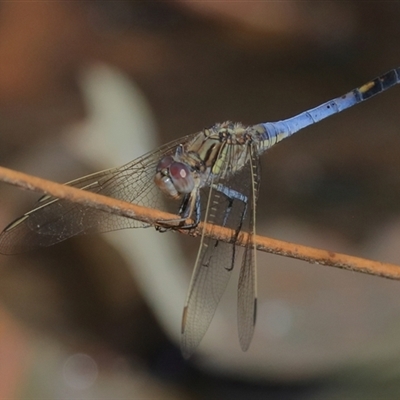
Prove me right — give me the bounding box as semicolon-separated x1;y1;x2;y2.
154;156;195;199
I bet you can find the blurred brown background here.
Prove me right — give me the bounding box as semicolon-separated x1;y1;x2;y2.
0;2;400;399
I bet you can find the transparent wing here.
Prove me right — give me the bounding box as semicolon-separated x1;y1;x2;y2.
0;133;197;254
181;144;255;358
237;146;259;351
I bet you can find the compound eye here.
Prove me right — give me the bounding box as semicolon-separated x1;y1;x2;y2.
156;156;174;173
169;162;194;194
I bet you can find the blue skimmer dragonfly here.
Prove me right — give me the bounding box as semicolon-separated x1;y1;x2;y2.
0;68;399;358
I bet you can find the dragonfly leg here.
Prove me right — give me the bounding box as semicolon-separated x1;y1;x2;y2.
213;184;248;228
156;192;200;231
155;196;187;232
212;184;248;272
176;191;201;229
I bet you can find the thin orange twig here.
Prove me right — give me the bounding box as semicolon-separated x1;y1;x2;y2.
0;165;399;280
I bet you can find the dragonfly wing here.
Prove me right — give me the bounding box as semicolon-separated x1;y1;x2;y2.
0;168;147;254
0;133;198;254
181;187;238;358
237;148;259;351
181;144;254;358
180;243;234;358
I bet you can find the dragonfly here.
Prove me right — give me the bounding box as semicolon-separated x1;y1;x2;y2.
0;68;399;358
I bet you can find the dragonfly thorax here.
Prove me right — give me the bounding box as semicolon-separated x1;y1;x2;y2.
154;155;195;199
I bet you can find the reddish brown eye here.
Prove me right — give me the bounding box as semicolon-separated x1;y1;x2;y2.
154;158;194;197
169;162;194;194
156;156;174;173
169;162;189;179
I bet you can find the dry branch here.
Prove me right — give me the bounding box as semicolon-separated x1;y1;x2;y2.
0;165;399;280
